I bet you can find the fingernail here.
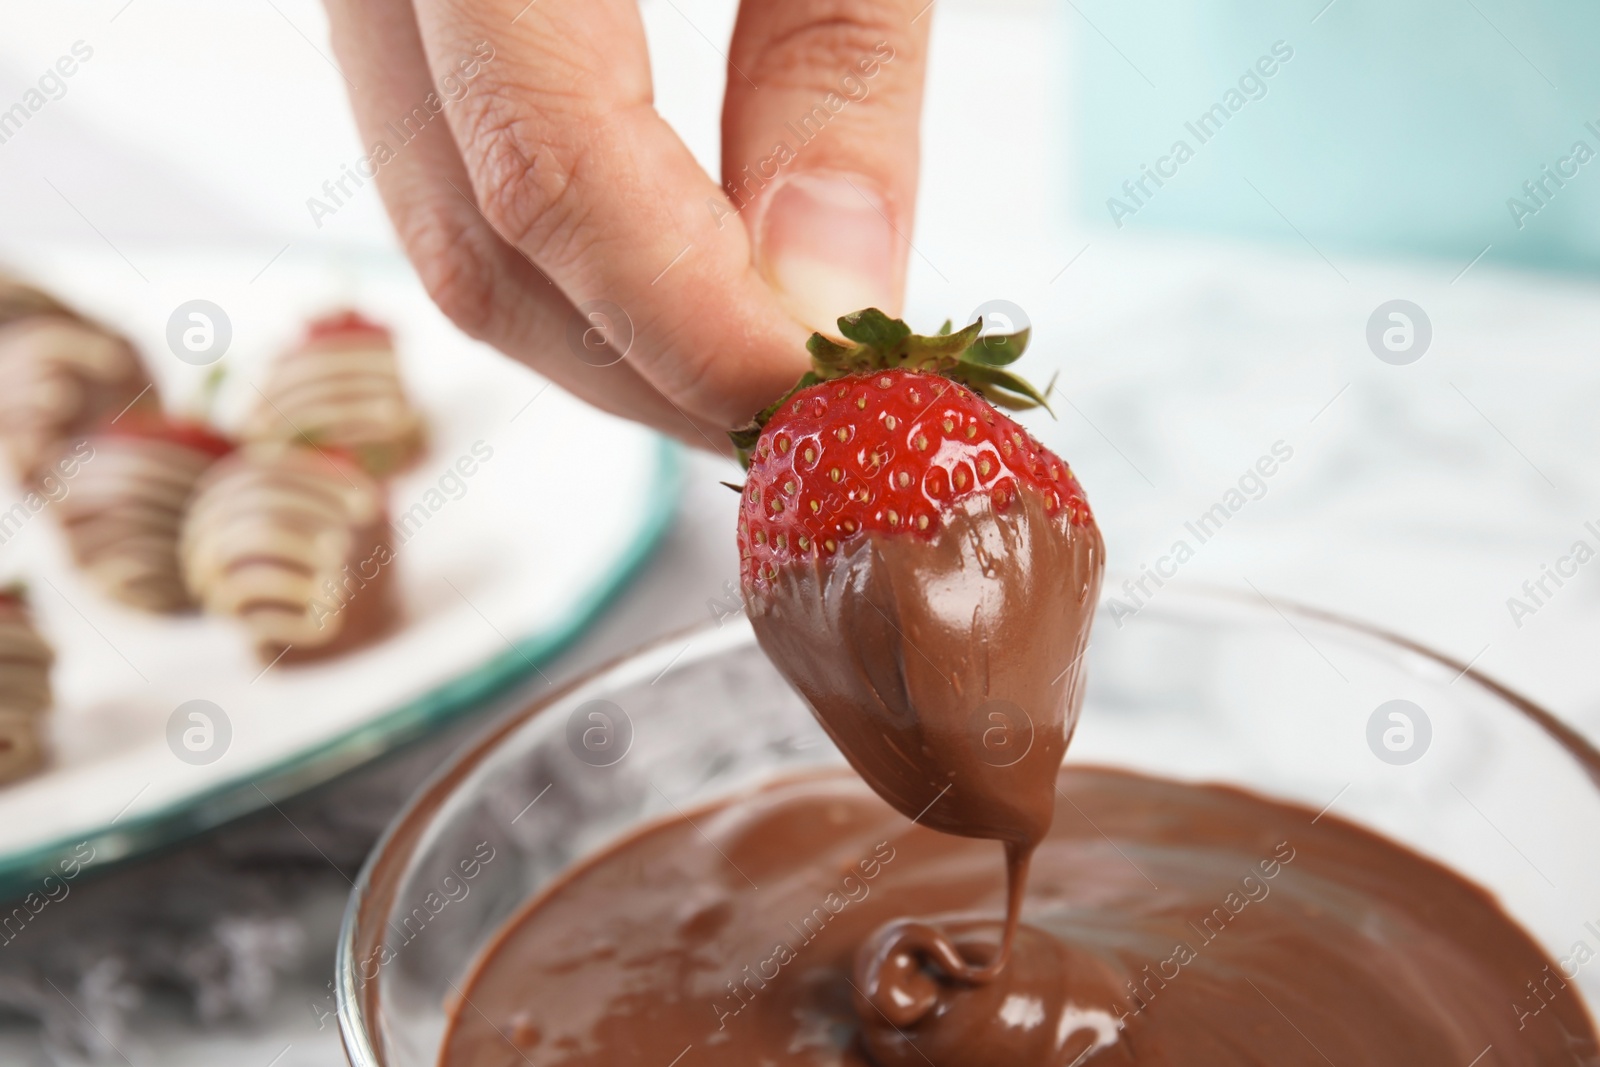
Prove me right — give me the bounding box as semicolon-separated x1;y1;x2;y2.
757;173;900;331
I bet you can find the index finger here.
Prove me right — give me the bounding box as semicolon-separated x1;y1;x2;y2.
412;0;810;427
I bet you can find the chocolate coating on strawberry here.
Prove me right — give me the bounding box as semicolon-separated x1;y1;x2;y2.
0;279;156;486
0;588;54;784
55;418;235;613
181;444;397;662
242;308;425;479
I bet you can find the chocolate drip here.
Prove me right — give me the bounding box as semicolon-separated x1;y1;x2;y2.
747;486;1102;1058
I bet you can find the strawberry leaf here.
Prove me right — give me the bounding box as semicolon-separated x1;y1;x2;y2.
954;363;1054;413
729;371;823;466
731;305;1053;467
907;319;983;364
807;333;852;366
963;325;1031;367
837;308;911;348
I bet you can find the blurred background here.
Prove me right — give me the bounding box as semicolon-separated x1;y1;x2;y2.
1;0;1597;1062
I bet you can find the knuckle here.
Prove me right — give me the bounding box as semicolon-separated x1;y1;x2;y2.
744;6;914;91
402;207;504;340
452;84;599;271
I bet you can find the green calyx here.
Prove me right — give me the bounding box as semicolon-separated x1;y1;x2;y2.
729;308;1050;468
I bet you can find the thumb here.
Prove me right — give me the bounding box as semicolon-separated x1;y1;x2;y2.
722;3;931;331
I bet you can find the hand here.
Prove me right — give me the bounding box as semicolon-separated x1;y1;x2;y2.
323;0;931;450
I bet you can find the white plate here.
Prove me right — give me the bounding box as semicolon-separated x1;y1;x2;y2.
0;245;679;890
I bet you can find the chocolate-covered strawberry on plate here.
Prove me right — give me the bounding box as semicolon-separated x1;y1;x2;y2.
0;275;158;488
53;414;236;614
242;309;426;478
0;585;55;785
181;443;397;664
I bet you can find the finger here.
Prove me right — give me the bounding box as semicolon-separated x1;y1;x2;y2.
411;0;811;428
724;0;931;330
322;0;715;443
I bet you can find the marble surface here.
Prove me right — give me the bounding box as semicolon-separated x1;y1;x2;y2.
2;0;1599;1061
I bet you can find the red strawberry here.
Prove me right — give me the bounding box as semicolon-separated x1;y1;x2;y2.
305;308;391;342
736;368;1092;587
102;411;235;459
734;308;1104;852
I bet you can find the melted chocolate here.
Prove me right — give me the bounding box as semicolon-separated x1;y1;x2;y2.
440;768;1598;1065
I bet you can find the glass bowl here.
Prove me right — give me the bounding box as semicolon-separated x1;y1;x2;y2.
336;585;1600;1066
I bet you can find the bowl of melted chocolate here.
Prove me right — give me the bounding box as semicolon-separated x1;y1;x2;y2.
338;587;1600;1067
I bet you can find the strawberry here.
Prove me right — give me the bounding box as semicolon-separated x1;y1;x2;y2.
57;414;234;613
733;308;1104;851
305;308;391;342
243;308;423;478
101;411;235;459
734;308;1093;590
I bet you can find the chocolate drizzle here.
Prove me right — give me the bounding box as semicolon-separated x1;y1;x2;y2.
243;314;424;477
180;445;394;661
56;436;218;612
0;313;153;485
0;596;53;785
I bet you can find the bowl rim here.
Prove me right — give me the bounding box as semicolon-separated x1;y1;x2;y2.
334;582;1600;1067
